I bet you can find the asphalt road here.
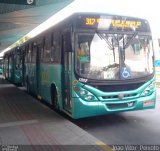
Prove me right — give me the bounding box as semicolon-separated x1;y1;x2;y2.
72;88;160;145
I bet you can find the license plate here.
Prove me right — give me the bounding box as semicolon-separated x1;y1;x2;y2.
143;100;154;107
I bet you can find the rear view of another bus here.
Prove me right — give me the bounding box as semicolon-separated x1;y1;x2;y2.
3;47;23;85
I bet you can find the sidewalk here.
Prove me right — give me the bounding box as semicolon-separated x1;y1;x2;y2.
0;76;109;151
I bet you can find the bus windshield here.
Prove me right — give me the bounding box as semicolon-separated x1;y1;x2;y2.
75;32;154;80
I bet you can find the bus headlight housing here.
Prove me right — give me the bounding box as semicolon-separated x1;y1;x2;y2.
141;82;155;97
80;90;87;96
74;86;96;101
84;95;95;101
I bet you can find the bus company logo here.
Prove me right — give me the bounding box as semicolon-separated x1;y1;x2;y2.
127;102;134;107
118;93;124;100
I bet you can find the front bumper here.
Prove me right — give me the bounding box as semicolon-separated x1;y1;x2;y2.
72;91;156;119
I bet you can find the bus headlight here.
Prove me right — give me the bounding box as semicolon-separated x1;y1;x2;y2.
143;90;150;96
80;90;87;96
74;86;96;101
141;82;155;96
85;95;95;100
148;82;155;89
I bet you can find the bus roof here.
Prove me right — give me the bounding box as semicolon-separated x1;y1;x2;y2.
1;0;151;56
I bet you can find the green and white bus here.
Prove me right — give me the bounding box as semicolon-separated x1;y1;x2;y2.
3;47;24;85
3;12;156;119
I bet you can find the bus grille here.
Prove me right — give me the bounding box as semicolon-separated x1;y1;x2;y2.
91;82;144;92
107;101;135;110
102;93;137;99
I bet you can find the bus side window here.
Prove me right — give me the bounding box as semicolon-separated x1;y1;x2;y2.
15;51;20;69
50;33;54;62
51;31;61;63
44;34;52;63
28;44;32;63
40;38;45;62
40;47;44;62
32;43;37;63
24;46;27;64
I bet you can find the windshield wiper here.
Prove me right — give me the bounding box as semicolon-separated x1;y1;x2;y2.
124;32;138;49
96;31;114;50
96;31;117;62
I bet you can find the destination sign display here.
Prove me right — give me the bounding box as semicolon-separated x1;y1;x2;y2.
76;14;150;32
85;18;142;29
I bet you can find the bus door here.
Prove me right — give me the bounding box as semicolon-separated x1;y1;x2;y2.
36;44;41;95
62;31;73;111
30;43;40;94
21;48;25;86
